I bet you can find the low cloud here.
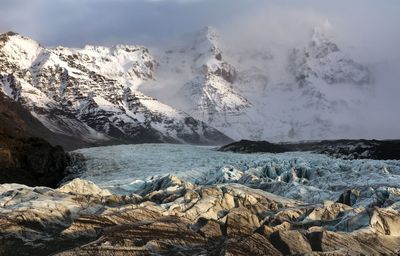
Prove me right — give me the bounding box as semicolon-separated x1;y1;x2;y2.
1;0;399;60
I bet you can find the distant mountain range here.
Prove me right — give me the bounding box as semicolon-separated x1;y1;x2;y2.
0;31;231;148
0;25;374;148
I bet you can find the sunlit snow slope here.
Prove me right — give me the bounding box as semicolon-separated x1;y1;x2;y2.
0;32;231;147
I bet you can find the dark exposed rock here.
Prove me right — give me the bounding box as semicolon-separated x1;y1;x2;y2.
269;230;312;255
308;231;363;254
60;216;209;256
0;136;67;187
225;207;260;236
0;91;95;150
294;139;400;160
307;230;400;255
219;139;400;160
191;218;223;238
0;92;74;187
218;139;289;154
337;189;359;206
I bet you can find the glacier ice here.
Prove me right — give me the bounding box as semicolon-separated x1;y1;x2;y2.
74;144;400;207
1;143;400;254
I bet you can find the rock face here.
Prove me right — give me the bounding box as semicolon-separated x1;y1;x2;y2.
0;136;67;187
0;90;94;150
219;139;400;160
0;92;71;187
0;31;232;147
1;176;400;255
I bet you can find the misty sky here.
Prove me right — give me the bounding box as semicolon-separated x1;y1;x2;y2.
0;0;400;64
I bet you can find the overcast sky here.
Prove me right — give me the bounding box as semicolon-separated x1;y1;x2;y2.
0;0;400;62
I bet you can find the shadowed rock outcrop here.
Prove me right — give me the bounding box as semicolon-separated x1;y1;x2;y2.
0;92;78;187
0;136;67;187
0;91;94;150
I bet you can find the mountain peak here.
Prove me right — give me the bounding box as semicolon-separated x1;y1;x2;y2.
0;31;37;44
289;21;372;86
1;31;19;37
0;31;20;45
306;21;341;59
193;26;222;60
0;31;42;70
310;20;334;47
199;26;219;41
0;32;232;146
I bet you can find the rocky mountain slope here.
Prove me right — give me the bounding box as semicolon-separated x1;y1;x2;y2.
0;91;93;150
0;25;378;145
0;31;232;147
0;92;72;186
141;25;373;142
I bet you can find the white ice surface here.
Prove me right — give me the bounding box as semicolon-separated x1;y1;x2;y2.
75;144;400;205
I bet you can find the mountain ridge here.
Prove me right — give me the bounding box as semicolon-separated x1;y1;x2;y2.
141;25;373;142
0;27;375;146
0;31;232;147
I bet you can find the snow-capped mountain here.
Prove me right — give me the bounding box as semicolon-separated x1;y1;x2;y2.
141;25;373;142
0;31;232;146
184;26;249;123
0;25;374;145
149;27;249;124
288;25;371;87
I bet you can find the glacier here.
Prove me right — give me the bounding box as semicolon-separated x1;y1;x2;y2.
2;143;400;255
74;144;400;207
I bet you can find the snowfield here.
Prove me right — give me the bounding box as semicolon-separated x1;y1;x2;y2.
74;144;400;207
